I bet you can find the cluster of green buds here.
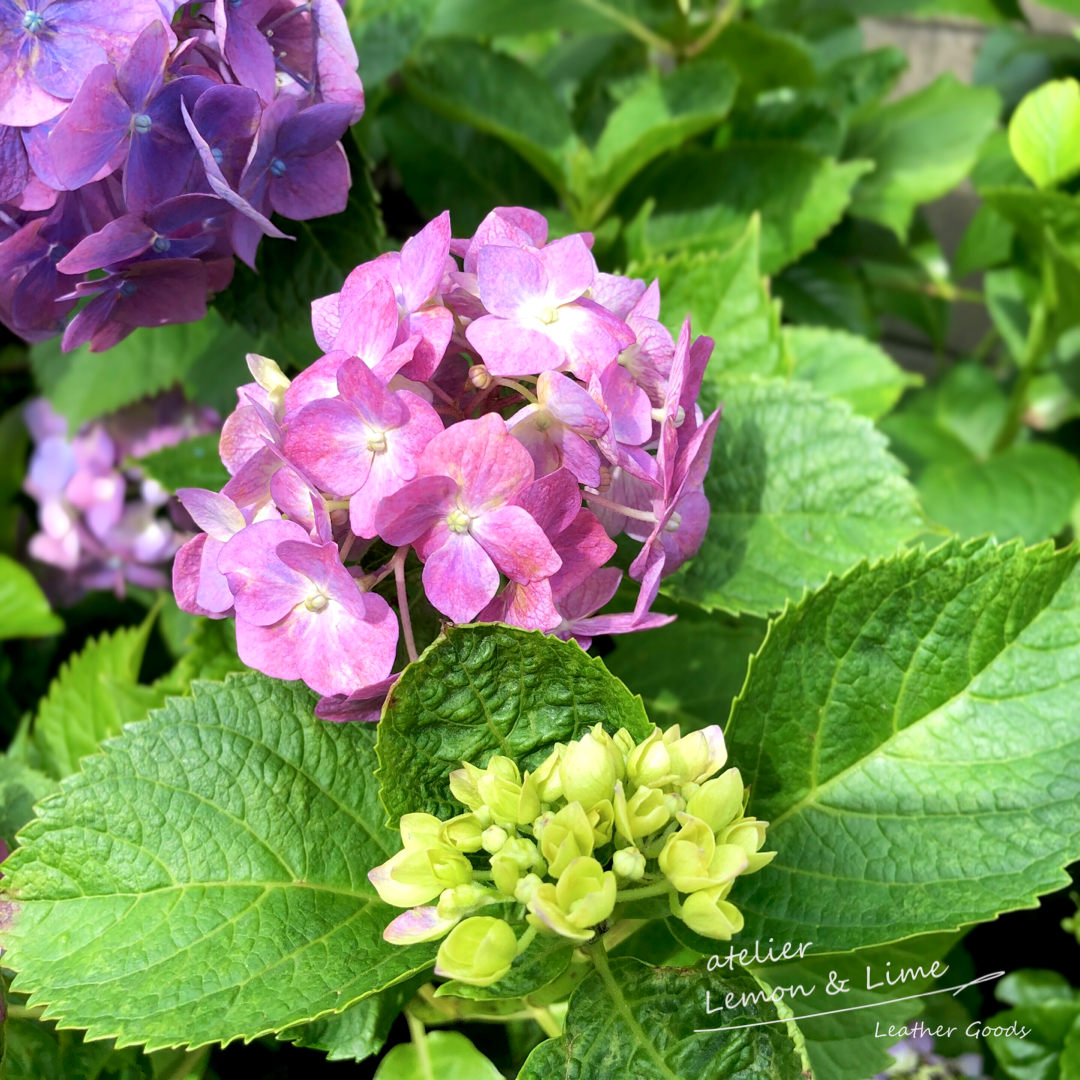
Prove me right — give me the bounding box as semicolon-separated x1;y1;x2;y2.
367;722;775;987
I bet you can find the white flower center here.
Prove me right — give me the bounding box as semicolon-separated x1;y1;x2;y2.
446;507;472;534
367;430;388;453
537;305;559;325
305;592;330;612
664;512;682;533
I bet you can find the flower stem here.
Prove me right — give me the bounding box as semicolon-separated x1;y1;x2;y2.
516;923;539;956
601;918;648;951
683;0;740;58
614;880;673;902
573;0;676;55
584;491;659;524
527;1003;564;1038
405;1008;434;1080
494;378;538;404
394;547;419;664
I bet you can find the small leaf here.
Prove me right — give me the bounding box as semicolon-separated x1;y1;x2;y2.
627;218;785;380
403;38;576;196
0;755;59;848
727;537;1080;952
0;555;63;641
374;1030;503;1079
664;377;924;617
847;75;1000;238
32;613;161;780
996;969;1078;1007
1;673;437;1050
376;624;651;823
1;1013;157;1080
786;325;922;419
518;957;803;1079
984;998;1080;1080
436;934;575;1000
918;442;1080;545
1009;78;1080;189
136;433;229;494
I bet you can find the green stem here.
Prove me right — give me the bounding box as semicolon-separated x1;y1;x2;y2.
573;0;677;54
601;917;648;951
615;880;673;902
683;0;740;58
527;1003;564;1038
516;923;539;956
494;378;538;404
406;1008;434;1080
994;287;1049;453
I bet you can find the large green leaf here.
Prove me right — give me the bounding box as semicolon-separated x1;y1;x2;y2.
627;218;785;380
846;75;1000;238
726;537;1080;953
664;377;924;617
774;251;878;339
375;624;651;824
0;673;436;1050
580;62;737;222
625;145;872;274
346;0;439;86
403;37;576;196
427;0;623;35
918;442;1080;545
0;555;63;641
136;433;229;495
518;956;804;1079
701;21;817;104
785;325;921;419
1008;77;1080;189
32;614;163;781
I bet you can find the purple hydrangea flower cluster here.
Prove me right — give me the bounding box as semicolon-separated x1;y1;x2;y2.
23;391;218;601
172;207;722;719
0;0;363;351
871;1034;988;1080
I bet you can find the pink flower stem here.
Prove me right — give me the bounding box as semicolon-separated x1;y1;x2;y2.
425;380;456;407
583;491;660;524
394;546;419;664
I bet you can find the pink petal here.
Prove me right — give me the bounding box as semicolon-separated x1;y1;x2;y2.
549;510;616;602
476;243;545;318
283;350;350;417
295;592;398;695
506;407;563;481
338;356;405;428
465;315;564;378
554;427;603;488
471;504;561;584
478;578;560;632
173;534;215;617
558;566;624;622
218;518;311;625
374;474;458;546
511;467;581;535
398;305;453;382
219;397;269;474
550;300;630;382
315;674;399;723
177;488;246;542
422;530;499;623
371;333;421;383
400;210;451;312
222;445;283;511
538;370;609;437
592;272;647;319
311;292;342;352
285;398;375;497
538;234;596;307
196;534;235;615
235;615;301;681
333;275;399;365
598;361;653;446
349;454;411;539
275;539;373;621
269;466;318;530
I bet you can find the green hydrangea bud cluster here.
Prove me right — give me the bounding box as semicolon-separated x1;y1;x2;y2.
367;722;774;988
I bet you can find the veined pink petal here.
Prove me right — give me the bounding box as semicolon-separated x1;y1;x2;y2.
296;592;397;695
374;474;458;546
371;333;421;383
196;534;235;615
592;272;647;319
465;315;564;378
549;300;630;382
538;369;609;437
476;243;545;318
559;566;624;622
333;275;399;364
478;578;561;632
235;615;302;682
597;361;652;446
511;467;581;536
398;305;453;382
422;530;499;623
276;539;369;620
283;350;351;417
222;445;283;511
218;518;311;625
538;234;596;307
460;206;549;272
311;292;342;352
284;398;375;498
554;427;603;488
177;488;246;542
471;504;561;585
400;210;451;312
337;356;404;428
549;510;616;602
173;534;222;618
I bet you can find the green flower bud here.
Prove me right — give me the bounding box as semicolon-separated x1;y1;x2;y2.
560;726;618;810
474;805;493;828
589;798;615;846
686;770;744;833
500;836;541;871
539;800;594;878
435;916;518;987
717;816;775;873
612;846;646;881
531;746;564;803
663;792;685;818
657;814;747;893
490;852;521;897
664;725;727;785
526;856;616;942
613;727;636;763
679;883;745;941
482;825;509;853
246;353;291;411
626;726;674;789
514;872;544;905
478;762;541;825
440;813;485;853
400;813;445;851
368;844;474;907
614;781;670;841
532;811;555;843
437;883;499;921
384;905;461;945
449;762;485;811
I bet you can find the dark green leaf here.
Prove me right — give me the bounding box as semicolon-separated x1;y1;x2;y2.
427;0;623;36
953;203;1014;278
518;956;804;1079
376;624;651;824
727;537;1080;952
664;377;924;617
700;22;817;105
0;755;59;848
985;999;1080;1080
347;0;439;86
774;251;879;338
0;555;63;641
1;673;437;1050
1;1013;158;1080
136;434;229;495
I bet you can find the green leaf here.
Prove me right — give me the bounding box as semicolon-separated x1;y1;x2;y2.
0;404;29;555
785;325;921;419
604;604;766;733
347;0;439;86
0;755;59;848
701;22;817;104
380;96;557;237
168;617;245;686
985;999;1080;1080
427;0;622;36
29;310;257;430
0;673;437;1050
953;203;1014;278
997;969;1079;1007
664;377;924;617
918;442;1080;545
435;934;575;1000
374;1030;503;1079
1009;78;1080;189
774;251;878;338
375;624;651;824
0;555;63;641
518;956;803;1079
402;38;576;197
1;1013;158;1080
580;61;737;221
281;974;425;1062
136;433;229;494
32;614;161;781
726;536;1080;953
624;145;872;274
846;75;1000;238
626;218;785;380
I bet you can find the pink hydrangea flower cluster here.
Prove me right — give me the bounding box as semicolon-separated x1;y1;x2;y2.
0;1;363;351
23;391;218;601
173;207;721;719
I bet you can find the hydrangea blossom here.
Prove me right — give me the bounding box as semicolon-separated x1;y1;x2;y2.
173;206;721;715
23;391;218;601
0;0;363;348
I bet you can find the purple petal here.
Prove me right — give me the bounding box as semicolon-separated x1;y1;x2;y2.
47;63;129;190
176;487;246;542
312;0;364;121
269;142;350;221
537;234;595;307
0;124;29;202
549;509;615;601
591;272;647;319
215;0;277;104
110;258;208;328
29;31;108;105
117;20;168;109
191;83;261;187
219;518;312;625
476;242;545;318
314;674;399;723
538;369;608;437
278;101;354;159
465;315;564;378
471;504;561;585
61;290;116;352
374;473;458;546
57;215;155;274
400;210;451;312
147;193;225;234
511;467;581;536
423;530;500;623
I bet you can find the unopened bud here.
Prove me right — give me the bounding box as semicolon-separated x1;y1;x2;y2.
482;825;509;854
595;465;612;494
246;353;291;409
434;916;518;987
469;364;493;389
613;846;646;881
663;792;685;817
532;811;555;842
514;872;544;905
